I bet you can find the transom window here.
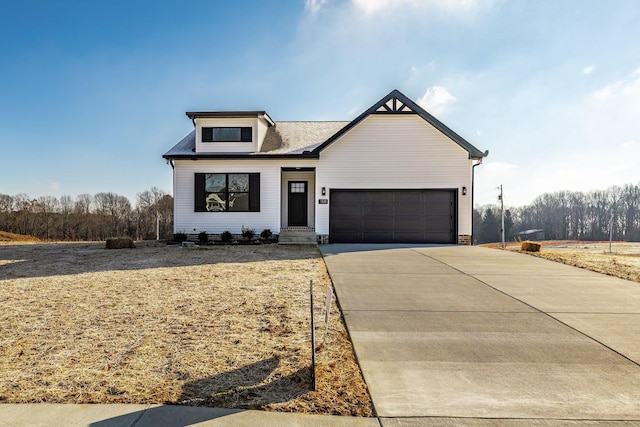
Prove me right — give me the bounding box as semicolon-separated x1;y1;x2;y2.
194;173;260;212
202;127;252;142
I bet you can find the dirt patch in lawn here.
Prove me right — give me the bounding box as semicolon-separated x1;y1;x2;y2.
513;241;640;284
0;241;373;416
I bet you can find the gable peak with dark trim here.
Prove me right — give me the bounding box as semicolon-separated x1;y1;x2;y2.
312;89;488;160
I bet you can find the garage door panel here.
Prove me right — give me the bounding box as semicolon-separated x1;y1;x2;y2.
394;219;424;232
427;205;453;215
330;189;456;244
362;219;394;232
363;192;394;203
331;219;362;232
362;232;393;243
393;232;425;243
362;204;394;217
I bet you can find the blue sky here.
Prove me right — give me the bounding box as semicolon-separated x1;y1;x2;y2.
1;0;639;207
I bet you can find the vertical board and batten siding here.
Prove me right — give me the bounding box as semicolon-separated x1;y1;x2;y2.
195;118;257;153
172;159;317;234
315;114;473;235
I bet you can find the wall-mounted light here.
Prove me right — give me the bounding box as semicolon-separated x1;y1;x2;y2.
462;186;467;196
321;187;326;196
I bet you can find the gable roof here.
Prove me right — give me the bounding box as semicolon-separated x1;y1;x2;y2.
163;89;487;160
311;89;487;160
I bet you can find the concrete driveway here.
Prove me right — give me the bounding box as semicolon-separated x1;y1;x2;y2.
320;244;640;423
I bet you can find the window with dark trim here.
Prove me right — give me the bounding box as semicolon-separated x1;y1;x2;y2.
202;127;252;142
194;173;260;212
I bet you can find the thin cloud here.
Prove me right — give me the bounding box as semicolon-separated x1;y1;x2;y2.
351;0;497;16
620;140;639;150
305;0;328;14
592;68;640;101
583;65;595;75
417;86;456;116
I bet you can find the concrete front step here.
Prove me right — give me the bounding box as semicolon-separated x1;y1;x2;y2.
279;229;317;244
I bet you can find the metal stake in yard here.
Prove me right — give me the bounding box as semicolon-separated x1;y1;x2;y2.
310;280;316;391
323;286;333;347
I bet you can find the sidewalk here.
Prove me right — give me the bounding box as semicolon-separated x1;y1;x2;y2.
0;404;379;427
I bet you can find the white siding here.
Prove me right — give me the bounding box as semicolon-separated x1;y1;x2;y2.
172;159;317;234
195;118;257;153
256;117;270;152
315;114;473;235
173;114;476;238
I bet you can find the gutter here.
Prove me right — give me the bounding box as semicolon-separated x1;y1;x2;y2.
162;152;320;161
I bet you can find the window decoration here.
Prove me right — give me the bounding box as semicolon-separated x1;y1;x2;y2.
202;127;252;142
194;173;260;212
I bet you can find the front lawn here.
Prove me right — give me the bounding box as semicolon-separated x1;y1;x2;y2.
0;242;373;416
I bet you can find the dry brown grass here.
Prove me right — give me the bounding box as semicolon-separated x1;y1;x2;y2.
520;241;541;252
515;241;640;284
0;231;40;243
0;241;373;416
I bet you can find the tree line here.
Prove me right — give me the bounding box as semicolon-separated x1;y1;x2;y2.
0;188;173;241
474;182;640;244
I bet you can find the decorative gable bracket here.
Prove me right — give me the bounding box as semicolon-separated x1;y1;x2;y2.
375;96;416;114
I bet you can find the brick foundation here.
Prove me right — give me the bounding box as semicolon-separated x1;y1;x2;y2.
458;234;472;245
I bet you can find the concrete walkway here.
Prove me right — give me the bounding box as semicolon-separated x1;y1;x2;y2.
320;244;640;423
0;404;380;427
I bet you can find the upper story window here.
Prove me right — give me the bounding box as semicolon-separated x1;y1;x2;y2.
202;127;252;142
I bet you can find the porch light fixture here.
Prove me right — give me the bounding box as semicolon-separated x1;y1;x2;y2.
321;187;326;196
462;186;467;196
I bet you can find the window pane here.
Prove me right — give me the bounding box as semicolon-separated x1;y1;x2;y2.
290;182;305;193
241;127;252;141
202;127;213;142
213;127;241;141
205;193;227;211
205;174;226;192
229;174;249;192
229;193;249;211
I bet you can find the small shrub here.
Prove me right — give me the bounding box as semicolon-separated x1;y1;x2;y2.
197;231;208;244
241;226;256;240
521;241;542;252
221;230;233;243
260;228;273;240
106;237;135;249
173;232;188;243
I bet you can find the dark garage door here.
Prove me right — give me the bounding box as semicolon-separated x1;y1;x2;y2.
329;189;456;244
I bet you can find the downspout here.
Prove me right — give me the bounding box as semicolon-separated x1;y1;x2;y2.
471;151;488;245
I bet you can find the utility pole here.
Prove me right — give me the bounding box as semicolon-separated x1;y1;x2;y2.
609;209;614;253
156;210;160;241
498;185;505;249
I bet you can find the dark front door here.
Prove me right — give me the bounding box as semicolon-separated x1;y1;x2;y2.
288;181;308;226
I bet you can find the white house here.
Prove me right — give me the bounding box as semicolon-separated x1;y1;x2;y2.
163;89;487;244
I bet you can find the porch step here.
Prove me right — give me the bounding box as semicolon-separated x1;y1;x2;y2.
279;229;317;245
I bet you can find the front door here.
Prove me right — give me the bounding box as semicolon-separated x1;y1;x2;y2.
288;181;308;226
